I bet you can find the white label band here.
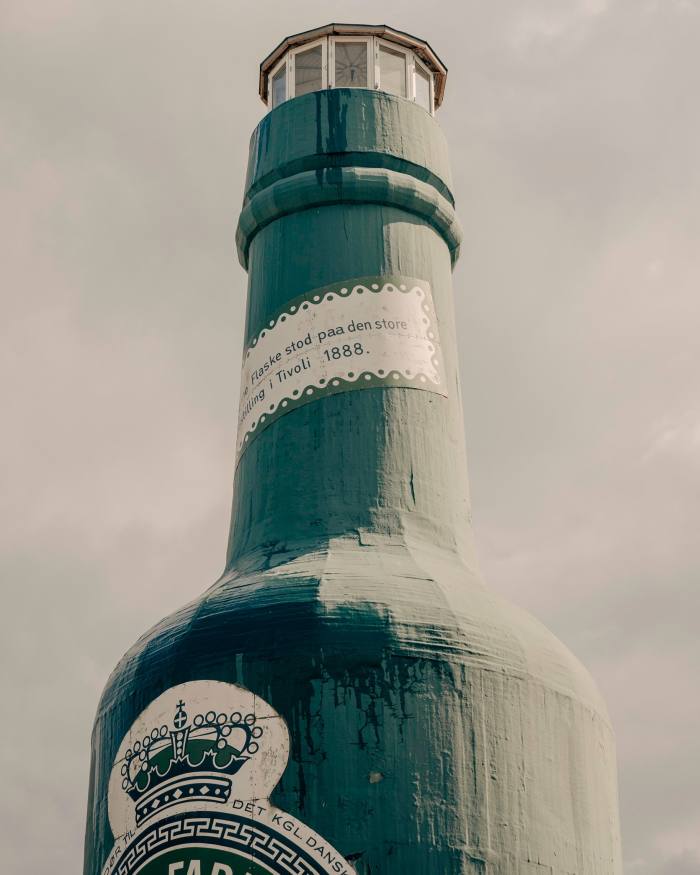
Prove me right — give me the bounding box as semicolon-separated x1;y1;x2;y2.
236;277;446;456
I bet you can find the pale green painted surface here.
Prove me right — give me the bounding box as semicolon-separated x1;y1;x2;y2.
83;87;623;874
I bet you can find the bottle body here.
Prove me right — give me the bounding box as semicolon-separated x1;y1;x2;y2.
83;90;622;875
85;542;622;874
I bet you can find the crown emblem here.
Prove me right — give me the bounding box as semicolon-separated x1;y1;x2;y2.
120;699;263;825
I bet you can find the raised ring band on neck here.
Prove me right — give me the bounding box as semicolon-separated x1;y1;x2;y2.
236;165;463;269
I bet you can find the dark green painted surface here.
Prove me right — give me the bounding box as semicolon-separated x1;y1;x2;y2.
84;88;623;874
243;89;454;205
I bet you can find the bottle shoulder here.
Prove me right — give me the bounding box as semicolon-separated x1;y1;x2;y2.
97;538;609;727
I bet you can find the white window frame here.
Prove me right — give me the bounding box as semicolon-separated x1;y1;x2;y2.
267;36;435;113
375;37;411;100
269;56;288;108
288;37;328;100
413;57;435;115
328;35;371;90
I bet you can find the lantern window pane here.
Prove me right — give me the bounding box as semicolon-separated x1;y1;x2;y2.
271;64;286;108
334;41;368;87
295;45;323;96
379;45;406;98
415;63;431;111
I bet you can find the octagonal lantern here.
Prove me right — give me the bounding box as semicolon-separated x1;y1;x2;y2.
259;23;448;113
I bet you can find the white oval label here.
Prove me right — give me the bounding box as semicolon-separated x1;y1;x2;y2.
102;681;355;875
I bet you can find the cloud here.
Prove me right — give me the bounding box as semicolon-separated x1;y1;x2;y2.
1;1;698;872
629;849;700;875
506;0;612;49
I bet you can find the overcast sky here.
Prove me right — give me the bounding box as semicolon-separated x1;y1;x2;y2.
1;1;698;872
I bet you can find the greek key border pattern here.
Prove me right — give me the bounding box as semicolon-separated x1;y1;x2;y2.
115;812;327;875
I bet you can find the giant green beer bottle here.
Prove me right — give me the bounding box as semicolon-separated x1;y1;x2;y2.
84;24;623;875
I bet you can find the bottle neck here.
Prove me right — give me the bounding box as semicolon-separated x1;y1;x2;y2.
225;91;473;570
225;250;473;569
